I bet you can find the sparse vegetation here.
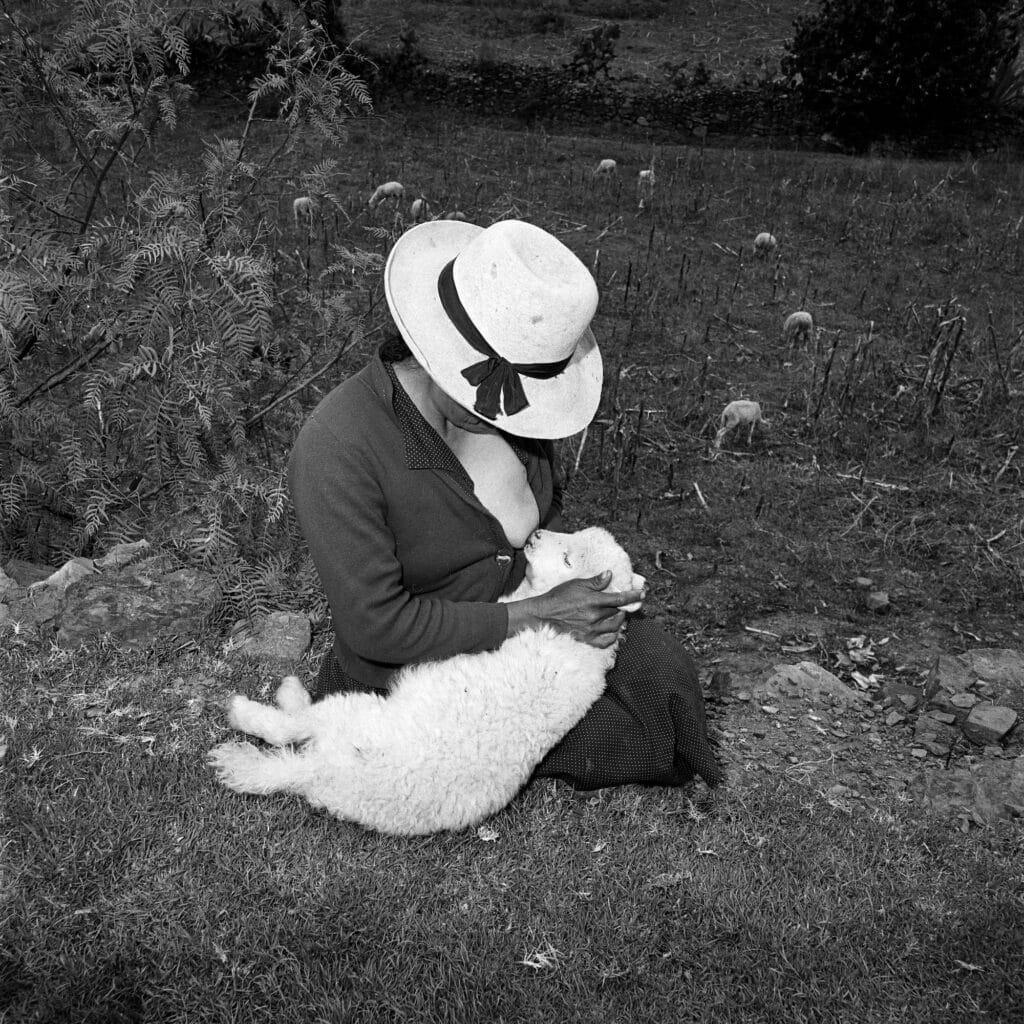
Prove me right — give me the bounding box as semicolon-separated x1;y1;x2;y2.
2;2;1024;1020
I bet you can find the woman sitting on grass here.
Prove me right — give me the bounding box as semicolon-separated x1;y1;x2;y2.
288;218;722;791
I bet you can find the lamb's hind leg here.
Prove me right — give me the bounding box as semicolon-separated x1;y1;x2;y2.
208;741;306;795
274;675;312;714
226;693;312;747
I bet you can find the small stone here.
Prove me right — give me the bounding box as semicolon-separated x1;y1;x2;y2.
897;693;921;711
885;710;906;727
910;747;929;759
751;727;768;738
735;690;752;702
760;705;779;715
928;711;957;725
924;739;954;757
950;692;979;708
853;577;874;589
785;754;800;764
983;745;1004;758
865;591;890;613
962;706;1018;746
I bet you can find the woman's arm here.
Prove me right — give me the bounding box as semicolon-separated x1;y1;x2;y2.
288;421;508;666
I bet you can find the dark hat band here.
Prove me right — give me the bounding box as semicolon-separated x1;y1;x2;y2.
437;258;572;420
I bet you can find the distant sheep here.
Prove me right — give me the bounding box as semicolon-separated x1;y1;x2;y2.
368;181;404;208
410;197;429;222
754;232;777;254
292;196;313;225
637;168;656;190
714;400;768;449
783;311;814;344
445;210;469;222
594;158;618;177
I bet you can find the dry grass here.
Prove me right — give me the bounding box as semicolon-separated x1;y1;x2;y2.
1;639;1022;1023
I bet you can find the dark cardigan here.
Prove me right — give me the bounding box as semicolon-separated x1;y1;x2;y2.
287;350;564;690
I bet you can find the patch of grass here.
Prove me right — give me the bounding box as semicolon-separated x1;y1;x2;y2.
1;640;1022;1022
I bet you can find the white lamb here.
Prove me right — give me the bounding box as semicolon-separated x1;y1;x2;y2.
714;399;768;449
783;310;813;345
593;158;618;177
368;181;404;208
753;231;777;254
292;196;313;224
410;197;429;222
208;527;645;836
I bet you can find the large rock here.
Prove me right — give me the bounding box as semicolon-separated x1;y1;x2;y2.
962;706;1018;746
225;611;312;668
909;756;1024;827
55;568;220;649
752;661;863;707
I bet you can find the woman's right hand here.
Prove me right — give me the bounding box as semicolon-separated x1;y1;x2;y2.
505;571;645;649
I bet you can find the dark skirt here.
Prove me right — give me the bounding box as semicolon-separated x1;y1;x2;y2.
314;616;723;792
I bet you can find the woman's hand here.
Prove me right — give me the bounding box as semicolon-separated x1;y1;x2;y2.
505;571;645;648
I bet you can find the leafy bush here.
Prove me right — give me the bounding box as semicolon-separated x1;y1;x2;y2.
782;0;1020;146
0;0;375;614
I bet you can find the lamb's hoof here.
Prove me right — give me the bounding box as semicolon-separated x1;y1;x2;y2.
275;675;311;713
208;740;265;790
225;694;262;735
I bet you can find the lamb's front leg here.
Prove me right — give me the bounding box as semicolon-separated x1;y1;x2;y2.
226;693;313;747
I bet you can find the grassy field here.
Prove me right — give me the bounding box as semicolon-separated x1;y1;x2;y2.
3;93;1024;1019
2;640;1022;1023
4;0;1024;1016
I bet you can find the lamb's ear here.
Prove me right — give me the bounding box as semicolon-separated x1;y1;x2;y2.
620;572;647;613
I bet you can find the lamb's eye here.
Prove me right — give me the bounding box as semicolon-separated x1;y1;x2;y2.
563;553;573;568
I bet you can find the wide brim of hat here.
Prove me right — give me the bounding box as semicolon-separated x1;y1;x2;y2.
384;220;602;440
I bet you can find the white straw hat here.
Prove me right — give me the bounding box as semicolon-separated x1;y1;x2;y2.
383;218;603;439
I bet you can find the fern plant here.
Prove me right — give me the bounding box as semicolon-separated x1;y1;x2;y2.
0;0;376;623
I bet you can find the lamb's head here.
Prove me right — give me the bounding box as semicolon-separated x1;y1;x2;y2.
522;527;645;610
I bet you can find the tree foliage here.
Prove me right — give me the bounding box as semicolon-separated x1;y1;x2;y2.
782;0;1021;146
0;0;375;615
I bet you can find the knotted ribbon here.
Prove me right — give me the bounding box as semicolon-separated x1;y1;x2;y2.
437;258;572;419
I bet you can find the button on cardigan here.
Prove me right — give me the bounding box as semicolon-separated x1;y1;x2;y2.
288;350;564;690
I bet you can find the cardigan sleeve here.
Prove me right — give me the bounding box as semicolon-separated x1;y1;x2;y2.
288;418;509;667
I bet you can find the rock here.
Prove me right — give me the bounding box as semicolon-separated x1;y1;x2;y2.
0;565;17;601
909;755;1024;826
56;568;220;649
1;559;52;588
753;661;863;708
925;654;972;704
226;611;311;667
879;680;922;712
885;710;906;727
959;649;1024;686
950;692;979;709
913;718;959;756
852;577;874;589
865;591;890;613
961;706;1018;746
5;585;64;633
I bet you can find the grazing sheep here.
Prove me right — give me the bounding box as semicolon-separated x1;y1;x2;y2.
714;400;768;449
368;181;404;208
208;527;645;836
410;197;429;222
783;311;814;345
292;196;313;224
753;231;777;254
637;168;656;189
593;158;618;177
